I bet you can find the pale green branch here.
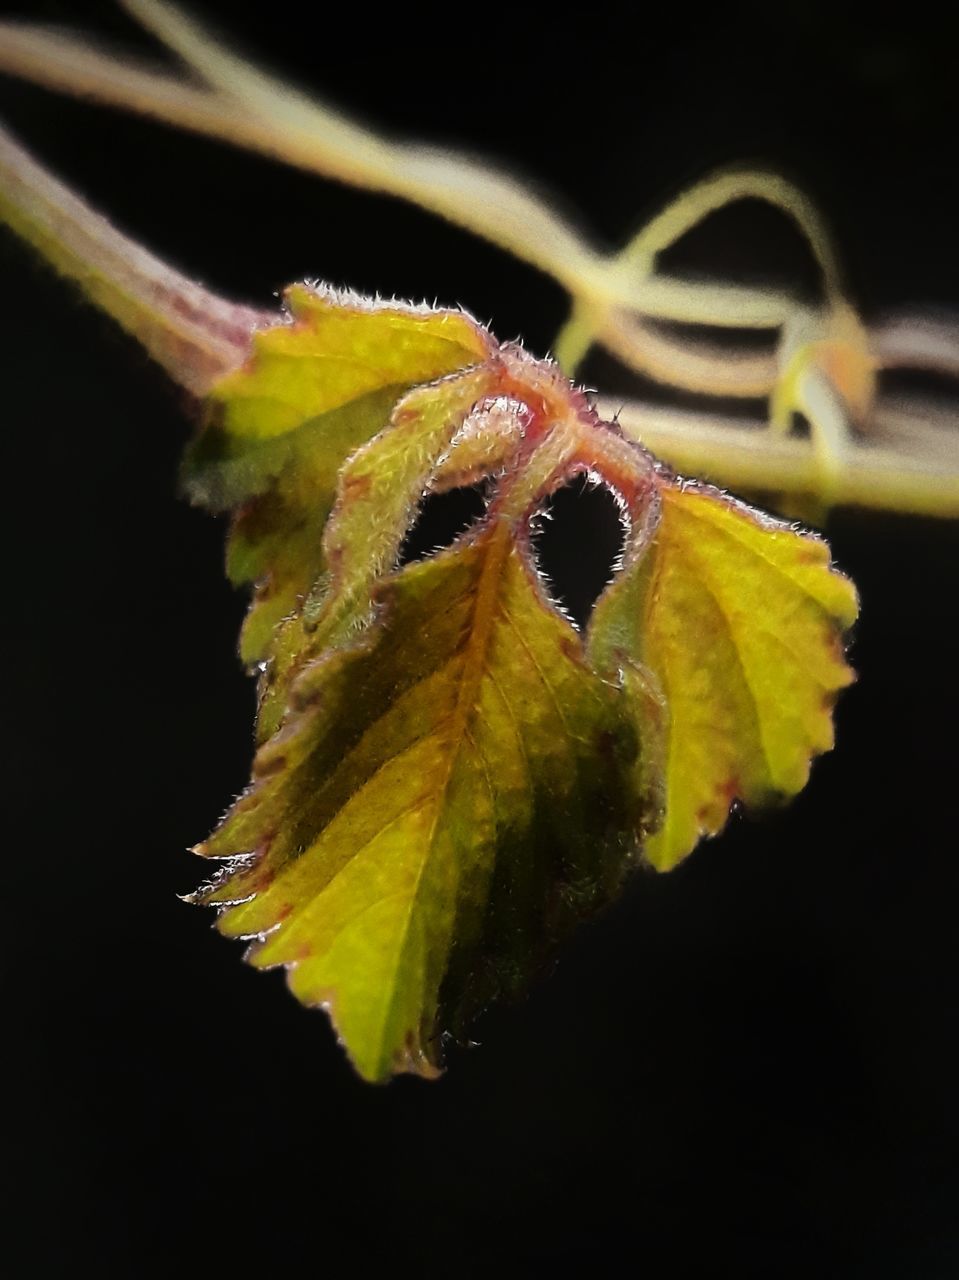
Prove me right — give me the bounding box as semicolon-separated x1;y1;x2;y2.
605;397;959;518
0;4;798;332
0;123;265;393
0;0;956;520
872;311;959;377
617;168;844;301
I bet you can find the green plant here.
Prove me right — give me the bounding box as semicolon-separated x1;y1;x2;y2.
1;0;955;1082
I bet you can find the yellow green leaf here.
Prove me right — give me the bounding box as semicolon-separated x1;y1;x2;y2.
618;482;858;870
197;503;653;1082
253;364;498;740
182;283;491;665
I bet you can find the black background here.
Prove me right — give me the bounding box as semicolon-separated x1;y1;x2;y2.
2;2;957;1275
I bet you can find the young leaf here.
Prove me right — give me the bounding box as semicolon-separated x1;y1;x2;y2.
191;342;664;1079
199;525;650;1082
594;482;858;871
182;283;491;667
186;299;857;1081
253;363;499;741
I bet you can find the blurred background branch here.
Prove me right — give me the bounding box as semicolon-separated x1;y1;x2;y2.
0;0;956;517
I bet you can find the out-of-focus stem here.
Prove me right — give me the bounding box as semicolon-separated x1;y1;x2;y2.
554;297;780;393
604;397;959;518
617;169;844;301
596;311;779;396
0;5;956;522
872;312;959;378
0;124;266;394
0;9;796;333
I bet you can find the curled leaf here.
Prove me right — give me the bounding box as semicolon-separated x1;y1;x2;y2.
182;283;491;665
